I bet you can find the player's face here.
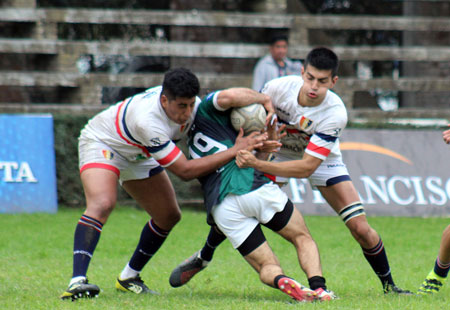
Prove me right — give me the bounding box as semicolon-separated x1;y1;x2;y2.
270;40;288;62
161;95;196;125
300;65;338;106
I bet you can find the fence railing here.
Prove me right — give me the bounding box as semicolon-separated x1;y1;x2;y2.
0;6;449;119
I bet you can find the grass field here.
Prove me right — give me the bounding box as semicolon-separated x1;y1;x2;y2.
0;206;449;309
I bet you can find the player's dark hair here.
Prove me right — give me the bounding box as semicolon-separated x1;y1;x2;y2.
269;33;288;45
161;67;200;100
304;47;339;77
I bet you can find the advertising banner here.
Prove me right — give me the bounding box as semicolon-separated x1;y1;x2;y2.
0;114;57;213
283;128;450;217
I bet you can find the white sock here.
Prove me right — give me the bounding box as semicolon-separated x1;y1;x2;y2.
69;276;86;286
120;263;139;280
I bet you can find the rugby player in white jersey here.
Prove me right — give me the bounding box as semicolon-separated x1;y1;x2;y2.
170;48;412;295
60;68;273;300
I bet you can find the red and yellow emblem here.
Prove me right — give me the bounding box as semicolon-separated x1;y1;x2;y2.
102;150;114;160
299;116;313;130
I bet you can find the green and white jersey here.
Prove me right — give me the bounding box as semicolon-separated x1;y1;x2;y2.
188;91;270;223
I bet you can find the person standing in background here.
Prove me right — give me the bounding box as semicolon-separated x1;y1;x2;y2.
252;33;302;91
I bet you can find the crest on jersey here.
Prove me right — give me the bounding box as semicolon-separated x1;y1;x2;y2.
149;137;162;146
299;116;313;130
102;150;114;160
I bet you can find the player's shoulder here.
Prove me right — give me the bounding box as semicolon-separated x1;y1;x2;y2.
326;91;346;110
200;91;225;112
323;92;347;124
144;85;163;94
264;75;301;93
271;74;301;85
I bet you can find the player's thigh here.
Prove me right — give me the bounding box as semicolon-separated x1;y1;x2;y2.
212;195;260;249
122;170;180;229
317;180;360;213
244;241;279;273
80;168;119;222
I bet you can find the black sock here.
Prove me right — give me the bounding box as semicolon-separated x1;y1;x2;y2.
362;237;393;286
308;276;326;290
73;215;103;278
273;274;287;288
128;219;169;271
434;257;450;278
200;226;226;261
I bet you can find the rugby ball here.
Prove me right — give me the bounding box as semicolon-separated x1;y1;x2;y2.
230;103;267;135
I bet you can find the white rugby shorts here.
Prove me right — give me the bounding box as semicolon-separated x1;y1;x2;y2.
211;182;288;249
271;153;349;187
78;136;163;182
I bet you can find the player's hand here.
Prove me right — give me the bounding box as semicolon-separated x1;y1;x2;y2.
265;117;286;141
443;124;450;144
258;140;282;153
233;128;267;152
260;95;275;127
256;118;285;153
236;150;258;168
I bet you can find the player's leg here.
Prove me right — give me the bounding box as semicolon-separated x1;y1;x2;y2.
318;179;411;294
240;228;316;302
116;169;180;294
418;224;450;294
214;187;317;301
60;167;119;300
266;200;322;278
169;225;225;287
263;200;336;300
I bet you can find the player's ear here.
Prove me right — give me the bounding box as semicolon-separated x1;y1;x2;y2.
330;75;339;88
160;94;169;108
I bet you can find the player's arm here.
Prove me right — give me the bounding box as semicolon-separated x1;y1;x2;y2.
167;129;267;181
216;88;275;123
236;151;322;179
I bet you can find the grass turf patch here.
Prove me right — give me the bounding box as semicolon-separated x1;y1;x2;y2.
0;206;448;309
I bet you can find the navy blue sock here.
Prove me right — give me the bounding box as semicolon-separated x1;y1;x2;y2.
73;215;103;278
128;219;169;271
200;226;226;261
434;257;450;278
362;238;394;286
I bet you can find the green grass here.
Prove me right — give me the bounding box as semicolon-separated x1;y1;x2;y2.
0;206;449;309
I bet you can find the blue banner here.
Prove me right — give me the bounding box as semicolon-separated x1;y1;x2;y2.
0;114;57;213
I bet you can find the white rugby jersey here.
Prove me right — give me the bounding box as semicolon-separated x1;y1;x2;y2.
262;75;347;161
80;86;200;167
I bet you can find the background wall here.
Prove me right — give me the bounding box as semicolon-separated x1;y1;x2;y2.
0;0;449;209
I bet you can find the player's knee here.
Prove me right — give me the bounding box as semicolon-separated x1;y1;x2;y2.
348;218;373;243
86;196;116;220
291;232;314;247
162;209;182;228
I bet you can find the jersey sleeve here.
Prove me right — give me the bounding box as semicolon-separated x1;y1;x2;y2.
305;108;347;161
134;121;182;167
261;78;279;100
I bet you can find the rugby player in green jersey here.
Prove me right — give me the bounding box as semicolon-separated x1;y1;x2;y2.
170;87;335;302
